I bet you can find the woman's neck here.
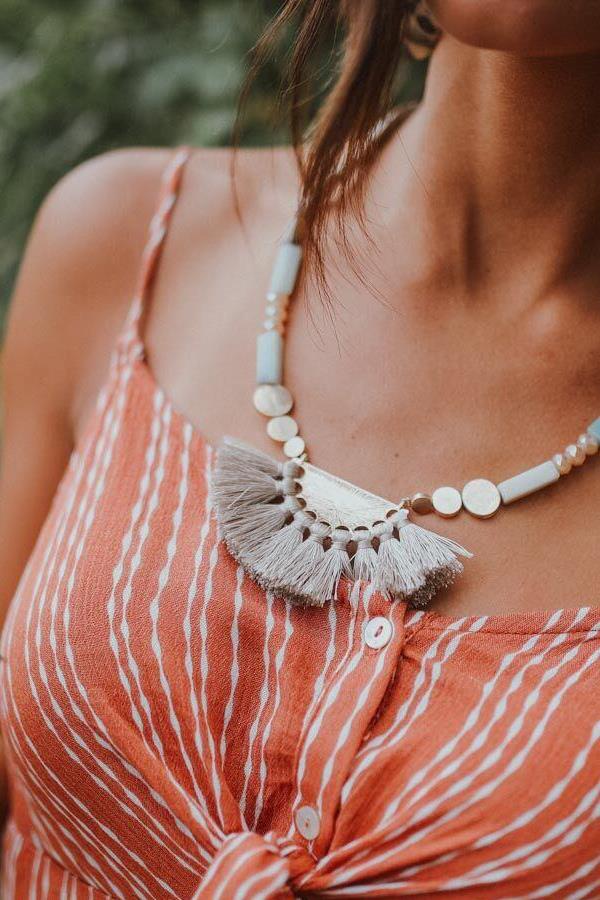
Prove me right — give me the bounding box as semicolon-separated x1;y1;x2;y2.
376;36;600;307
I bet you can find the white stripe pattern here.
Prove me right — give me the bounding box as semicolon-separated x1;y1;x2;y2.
2;147;599;899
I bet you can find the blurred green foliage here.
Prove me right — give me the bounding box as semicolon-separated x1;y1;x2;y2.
0;0;425;328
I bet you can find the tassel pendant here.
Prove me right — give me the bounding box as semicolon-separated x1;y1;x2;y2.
211;438;472;609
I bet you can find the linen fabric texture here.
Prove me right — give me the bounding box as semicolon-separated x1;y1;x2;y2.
1;149;600;899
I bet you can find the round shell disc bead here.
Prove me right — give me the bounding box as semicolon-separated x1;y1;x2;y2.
253;384;294;418
283;435;306;459
462;478;501;519
267;415;299;442
432;486;463;518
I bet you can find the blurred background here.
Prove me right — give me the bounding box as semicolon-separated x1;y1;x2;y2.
0;0;426;332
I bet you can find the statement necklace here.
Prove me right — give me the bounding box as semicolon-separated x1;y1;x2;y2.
213;229;600;609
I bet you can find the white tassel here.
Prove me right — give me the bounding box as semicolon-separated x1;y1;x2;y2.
212;440;303;563
390;510;472;608
222;499;292;562
250;510;312;587
212;439;472;609
217;437;286;479
284;521;330;605
303;526;353;605
373;520;424;597
353;528;378;584
212;440;282;512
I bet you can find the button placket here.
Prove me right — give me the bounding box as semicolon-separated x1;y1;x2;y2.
288;586;408;857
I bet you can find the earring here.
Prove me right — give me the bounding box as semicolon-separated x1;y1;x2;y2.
405;1;441;60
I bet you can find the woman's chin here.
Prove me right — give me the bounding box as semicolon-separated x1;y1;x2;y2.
428;0;600;57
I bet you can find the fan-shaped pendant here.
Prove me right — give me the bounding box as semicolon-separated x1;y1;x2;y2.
211;438;472;609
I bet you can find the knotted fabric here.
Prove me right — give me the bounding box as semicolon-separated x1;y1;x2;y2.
193;830;314;899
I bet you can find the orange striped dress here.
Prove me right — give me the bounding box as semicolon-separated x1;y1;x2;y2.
1;148;600;899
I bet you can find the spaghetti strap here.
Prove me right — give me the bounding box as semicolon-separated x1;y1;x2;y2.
116;145;192;364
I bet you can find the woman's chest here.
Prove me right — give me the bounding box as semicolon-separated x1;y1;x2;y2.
5;531;600;897
4;371;600;897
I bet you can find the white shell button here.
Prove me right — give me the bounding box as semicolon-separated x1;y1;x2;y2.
295;804;320;841
363;616;393;650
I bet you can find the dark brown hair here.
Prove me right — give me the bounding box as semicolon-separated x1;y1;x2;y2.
240;0;416;291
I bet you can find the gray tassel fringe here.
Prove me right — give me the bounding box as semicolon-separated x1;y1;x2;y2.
211;438;472;609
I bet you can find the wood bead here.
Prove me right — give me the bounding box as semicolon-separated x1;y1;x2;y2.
565;443;586;466
410;493;433;515
552;452;572;476
578;432;599;456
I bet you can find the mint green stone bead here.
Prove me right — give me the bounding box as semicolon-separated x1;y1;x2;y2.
588;417;600;441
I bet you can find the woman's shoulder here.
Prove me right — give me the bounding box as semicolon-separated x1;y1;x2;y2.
55;142;298;240
6;147;178;349
2;148;172;434
2;144;298;438
15;142;297;310
35;142;298;356
9;141;297;301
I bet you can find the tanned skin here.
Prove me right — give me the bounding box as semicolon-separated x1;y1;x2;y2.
2;3;600;803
